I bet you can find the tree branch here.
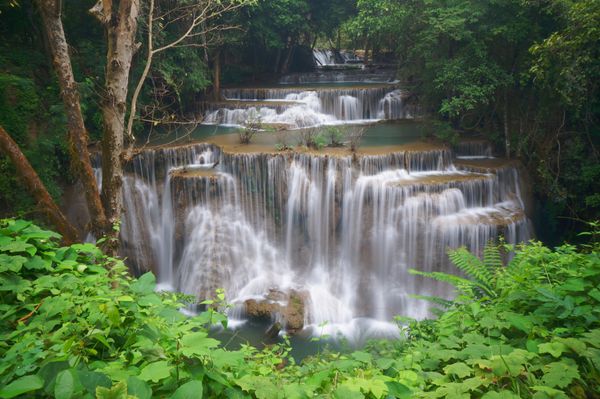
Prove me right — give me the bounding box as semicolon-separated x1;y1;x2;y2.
0;125;79;244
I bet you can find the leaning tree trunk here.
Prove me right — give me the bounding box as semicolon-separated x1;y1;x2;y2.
0;126;79;244
91;0;140;253
36;0;108;235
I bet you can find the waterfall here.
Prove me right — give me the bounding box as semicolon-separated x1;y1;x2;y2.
118;141;532;342
312;49;362;66
204;86;414;128
313;49;337;66
280;70;396;85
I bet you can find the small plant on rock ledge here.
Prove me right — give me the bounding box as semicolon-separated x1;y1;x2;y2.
238;113;262;144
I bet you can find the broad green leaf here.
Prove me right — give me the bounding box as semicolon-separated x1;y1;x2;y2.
24;255;50;271
430;382;470;399
502;312;533;333
130;273;156;295
0;254;27;272
539;342;567;358
561;278;585;292
444;362;472;378
236;375;278;399
96;381;129;399
78;371;111;396
397;370;419;385
283;383;311;399
334;384;364;399
55;369;75;399
138;294;162;307
127;377;152;399
181;331;220;358
0;274;31;293
385;381;411;399
0;239;36;255
555;338;586;355
0;375;44;398
351;351;372;363
531;386;569;399
138;361;172;383
375;357;395;370
6;219;31;233
589;288;600;302
542;360;580;388
117;295;135;302
481;391;521;399
304;370;330;390
171;380;203;399
582;329;600;348
159;308;187;323
210;349;246;369
38;361;70;394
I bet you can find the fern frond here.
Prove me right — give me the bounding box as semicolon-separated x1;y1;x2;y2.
483;242;503;273
408;294;454;309
409;269;494;298
448;247;494;289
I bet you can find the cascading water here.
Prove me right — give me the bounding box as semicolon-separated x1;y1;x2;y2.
204;86;413;128
110;62;531;343
118;140;531;342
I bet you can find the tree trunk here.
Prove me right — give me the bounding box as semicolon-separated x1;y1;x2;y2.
504;89;511;159
281;41;295;75
36;0;108;235
273;49;282;74
95;0;140;252
0;126;79;244
213;50;221;101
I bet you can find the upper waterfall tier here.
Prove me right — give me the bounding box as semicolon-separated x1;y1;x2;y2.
115;139;532;341
279;69;397;85
203;85;415;128
313;49;363;67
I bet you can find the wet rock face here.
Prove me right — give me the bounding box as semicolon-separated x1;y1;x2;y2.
283;291;306;333
244;298;279;319
243;289;307;334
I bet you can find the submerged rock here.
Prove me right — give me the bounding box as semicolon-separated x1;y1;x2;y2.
243;289;307;334
283;290;306;333
244;298;279;319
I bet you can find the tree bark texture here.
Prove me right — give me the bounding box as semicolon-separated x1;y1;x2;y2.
504;89;511;159
97;0;140;230
0;125;79;244
36;0;108;234
213;50;221;101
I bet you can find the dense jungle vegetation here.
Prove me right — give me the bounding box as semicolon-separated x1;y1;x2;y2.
1;220;599;398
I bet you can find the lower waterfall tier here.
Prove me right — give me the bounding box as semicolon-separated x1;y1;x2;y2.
117;141;532;342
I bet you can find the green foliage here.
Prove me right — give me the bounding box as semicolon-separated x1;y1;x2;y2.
1;219;599;398
0;73;39;146
239;114;263;144
401;238;600;397
529;0;600;114
320;127;345;147
0;65;70;218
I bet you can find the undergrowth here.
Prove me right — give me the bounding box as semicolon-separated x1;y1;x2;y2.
0;219;598;398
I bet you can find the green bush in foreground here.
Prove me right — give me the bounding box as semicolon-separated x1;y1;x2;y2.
0;219;599;398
